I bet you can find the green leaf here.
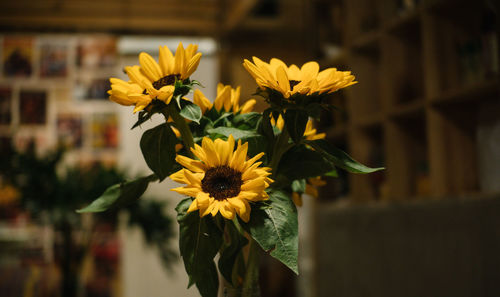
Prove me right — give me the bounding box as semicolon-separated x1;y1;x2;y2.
278;145;334;180
179;100;202;124
244;190;299;274
176;199;223;297
284;109;309;143
233;112;262;129
291;179;306;193
140;123;177;181
77;175;157;213
218;220;248;286
207;127;260;140
306;139;385;173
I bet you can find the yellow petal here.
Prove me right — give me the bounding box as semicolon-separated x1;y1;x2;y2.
292;192;303;206
185;52;202;78
159;46;174;75
193;89;212;113
275;66;291;97
240;99;256;113
174;42;186;77
300;61;320;80
176;155;207;173
139;52;162;82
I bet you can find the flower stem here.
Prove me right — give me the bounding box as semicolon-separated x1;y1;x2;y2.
269;126;292;178
164;103;195;158
242;238;262;297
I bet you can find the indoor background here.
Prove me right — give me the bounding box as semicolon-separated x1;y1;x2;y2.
0;0;499;296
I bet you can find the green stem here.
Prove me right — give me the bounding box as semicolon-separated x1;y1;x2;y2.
242;238;261;297
164;103;195;158
269;126;292;178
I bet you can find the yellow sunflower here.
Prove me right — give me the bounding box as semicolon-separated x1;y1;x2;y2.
193;83;256;114
292;177;326;207
243;57;357;98
170;135;272;222
108;43;202;112
270;114;325;140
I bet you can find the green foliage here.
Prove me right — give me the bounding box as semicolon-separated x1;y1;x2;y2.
306;139;385;173
243;190;299;274
218;219;248;286
77;175;157;213
284;109;309;143
176;198;223;297
140;123;178;181
278;144;334;181
179;100;202;123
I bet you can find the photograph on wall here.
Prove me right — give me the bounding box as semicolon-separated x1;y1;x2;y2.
40;39;69;78
86;78;110;100
91;113;118;149
57;114;83;149
2;36;34;77
19;90;47;125
76;36;117;68
0;88;12;125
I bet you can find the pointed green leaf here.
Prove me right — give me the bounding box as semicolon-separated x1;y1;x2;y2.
176;199;222;297
77;175;157;213
244;190;299;274
206;127;259;140
140;123;177;181
284;109;308;143
180;100;202;124
278;145;335;180
306;139;385;173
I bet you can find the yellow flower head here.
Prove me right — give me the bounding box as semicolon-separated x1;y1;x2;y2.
193;83;256;114
270;114;325;141
170;135;273;222
243;57;357;99
108;43;202;112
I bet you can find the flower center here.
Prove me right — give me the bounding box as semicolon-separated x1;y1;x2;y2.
202;166;243;201
289;80;300;91
153;74;181;89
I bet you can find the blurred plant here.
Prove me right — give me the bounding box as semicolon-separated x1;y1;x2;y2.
0;140;175;297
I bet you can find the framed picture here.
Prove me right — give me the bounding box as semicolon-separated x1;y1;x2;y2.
57;114;83;149
86;78;110;100
19;90;47;125
91;113;118;149
2;36;34;77
0;87;12;125
40;39;69;78
76;36;117;68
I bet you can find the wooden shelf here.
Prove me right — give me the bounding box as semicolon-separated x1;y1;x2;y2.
431;78;500;106
315;0;500;203
387;99;425;119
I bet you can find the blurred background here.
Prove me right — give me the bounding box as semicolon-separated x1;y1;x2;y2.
0;0;499;296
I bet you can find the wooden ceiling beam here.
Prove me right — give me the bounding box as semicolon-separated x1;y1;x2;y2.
0;15;218;34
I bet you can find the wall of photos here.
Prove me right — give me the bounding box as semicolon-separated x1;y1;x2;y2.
0;34;120;166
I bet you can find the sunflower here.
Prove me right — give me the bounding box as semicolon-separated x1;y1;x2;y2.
108;43;202;112
292;177;326;206
243;57;356;99
270;114;325;140
193;83;256;114
170;135;272;222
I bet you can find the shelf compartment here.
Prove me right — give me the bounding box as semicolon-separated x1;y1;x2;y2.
349;124;386;201
381;15;424;108
386;110;429;199
344;0;381;44
347;48;382;119
427;2;499;95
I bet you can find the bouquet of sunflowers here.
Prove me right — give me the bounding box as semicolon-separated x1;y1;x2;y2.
79;43;382;297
